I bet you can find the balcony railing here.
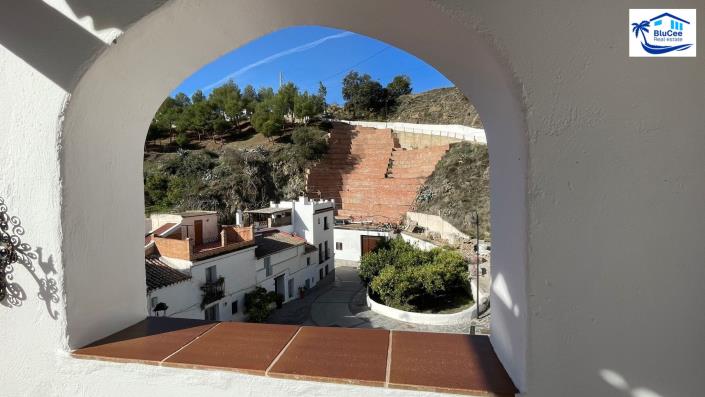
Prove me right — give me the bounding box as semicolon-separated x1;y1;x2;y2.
248;216;292;230
200;277;225;309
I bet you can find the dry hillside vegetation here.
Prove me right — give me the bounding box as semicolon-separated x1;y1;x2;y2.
389;87;483;127
414;141;490;238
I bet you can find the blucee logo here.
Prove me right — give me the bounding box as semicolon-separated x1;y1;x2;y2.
629;9;696;57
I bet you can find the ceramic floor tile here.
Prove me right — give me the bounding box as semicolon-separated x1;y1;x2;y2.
73;317;217;364
163;322;299;375
268;326;389;387
389;331;517;396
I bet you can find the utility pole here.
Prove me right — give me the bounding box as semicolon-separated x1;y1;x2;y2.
473;210;480;320
279;72;283;89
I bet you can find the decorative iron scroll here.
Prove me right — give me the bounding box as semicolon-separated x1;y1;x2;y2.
0;197;23;303
0;197;59;317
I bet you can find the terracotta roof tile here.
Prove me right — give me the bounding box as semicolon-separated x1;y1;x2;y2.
255;231;305;258
145;256;191;292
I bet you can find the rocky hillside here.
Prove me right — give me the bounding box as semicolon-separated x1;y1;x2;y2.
143;126;328;223
389;87;483;128
414;141;490;239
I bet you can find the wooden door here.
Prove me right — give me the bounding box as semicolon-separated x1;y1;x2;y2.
194;220;203;246
361;235;384;255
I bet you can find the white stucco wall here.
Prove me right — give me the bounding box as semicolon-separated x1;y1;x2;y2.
2;1;704;396
334;228;394;262
146;279;200;319
152;246;258;321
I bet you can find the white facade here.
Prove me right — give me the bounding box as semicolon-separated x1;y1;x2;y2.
2;1;704;396
149;246;257;321
148;198;333;321
150;211;220;243
333;226;394;262
255;244;322;302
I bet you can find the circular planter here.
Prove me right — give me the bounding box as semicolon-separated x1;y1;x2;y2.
366;292;477;326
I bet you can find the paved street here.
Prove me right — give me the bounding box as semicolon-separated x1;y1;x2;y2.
266;266;486;334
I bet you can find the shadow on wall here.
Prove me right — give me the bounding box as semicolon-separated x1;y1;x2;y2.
0;1;165;91
0;197;60;319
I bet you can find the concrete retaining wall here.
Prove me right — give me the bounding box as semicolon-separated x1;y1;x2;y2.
399;232;440;251
338;120;487;144
405;212;470;244
366;292;477;325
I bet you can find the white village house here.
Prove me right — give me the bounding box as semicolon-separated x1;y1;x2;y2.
143;197;335;321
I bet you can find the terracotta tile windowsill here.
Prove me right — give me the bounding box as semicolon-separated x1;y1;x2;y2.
72;317;517;396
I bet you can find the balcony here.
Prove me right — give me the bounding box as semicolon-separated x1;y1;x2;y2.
200;277;225;309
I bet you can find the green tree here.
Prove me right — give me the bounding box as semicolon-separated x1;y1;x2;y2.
317;81;327;113
175;132;189;148
184;90;217;141
257;86;275;102
361;238;469;311
144;172;170;210
277;82;298;122
191;89;206;104
293;91;318;123
251;96;285;139
151;96;189;146
209;80;244;133
242;84;257;115
341;71;384;118
386;75;412;98
173;92;192;107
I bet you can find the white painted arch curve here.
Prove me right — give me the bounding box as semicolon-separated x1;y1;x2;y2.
61;0;528;390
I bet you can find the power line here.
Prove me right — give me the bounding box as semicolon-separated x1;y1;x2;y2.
304;45;392;87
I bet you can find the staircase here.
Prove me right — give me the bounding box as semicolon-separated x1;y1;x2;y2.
306;123;449;224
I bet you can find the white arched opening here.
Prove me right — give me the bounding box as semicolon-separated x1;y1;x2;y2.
60;0;528;389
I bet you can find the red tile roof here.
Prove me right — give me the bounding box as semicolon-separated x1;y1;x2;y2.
145;256;191;292
145;223;178;246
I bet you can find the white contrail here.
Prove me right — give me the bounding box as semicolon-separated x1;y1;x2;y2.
204;31;354;90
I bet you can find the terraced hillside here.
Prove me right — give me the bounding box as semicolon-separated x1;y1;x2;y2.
306;123;448;224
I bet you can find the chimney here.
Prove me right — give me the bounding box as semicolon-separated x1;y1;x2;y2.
235;209;244;227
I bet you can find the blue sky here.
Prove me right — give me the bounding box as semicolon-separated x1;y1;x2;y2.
171;26;453;105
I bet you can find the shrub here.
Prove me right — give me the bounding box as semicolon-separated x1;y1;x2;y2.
291;126;328;160
362;238;469;311
244;287;279;322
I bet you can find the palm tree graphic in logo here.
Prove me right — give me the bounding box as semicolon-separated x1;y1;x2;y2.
632;19;692;54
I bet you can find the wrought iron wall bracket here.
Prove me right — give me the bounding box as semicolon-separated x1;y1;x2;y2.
0;198;22;302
